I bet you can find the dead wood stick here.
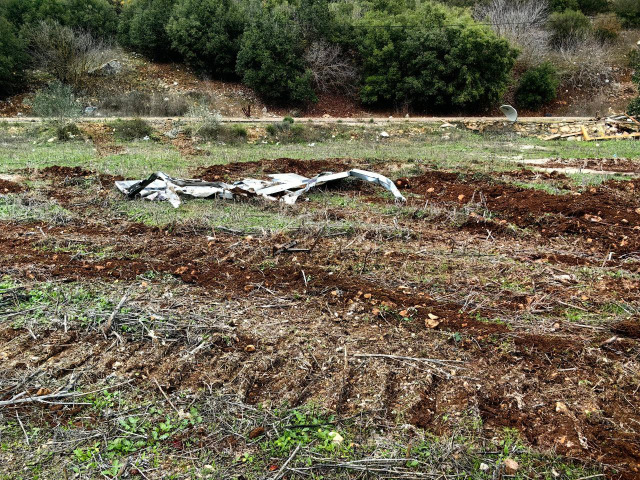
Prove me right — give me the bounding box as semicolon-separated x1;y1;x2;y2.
272;444;300;480
102;288;132;336
0;380;132;407
16;411;29;445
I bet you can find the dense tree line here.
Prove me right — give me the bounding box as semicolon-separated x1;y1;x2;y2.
1;0;639;112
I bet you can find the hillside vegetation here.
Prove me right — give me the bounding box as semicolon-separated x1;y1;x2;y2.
0;0;639;115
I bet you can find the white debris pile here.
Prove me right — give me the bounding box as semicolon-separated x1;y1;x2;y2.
115;169;406;208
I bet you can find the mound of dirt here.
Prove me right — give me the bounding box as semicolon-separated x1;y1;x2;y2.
404;170;640;254
197;158;359;181
0;179;24;194
40;166;95;178
544;158;640;174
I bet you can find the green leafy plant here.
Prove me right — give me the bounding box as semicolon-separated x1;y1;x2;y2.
110;118;154;140
236;5;317;104
548;9;592;49
0;17;28;98
118;0;177;60
613;0;640;27
167;0;244;77
31;82;83;124
355;1;517;111
515;62;560;110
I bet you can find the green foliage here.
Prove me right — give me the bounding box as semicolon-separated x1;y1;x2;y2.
4;0;118;37
268;409;347;456
118;0;176;60
0;16;28;98
576;0;610;14
613;0;640;27
166;0;244;78
31;82;83;122
56;122;81;141
627;97;640;116
236;6;317;104
515;62;560;110
355;1;517;111
110;118;154;140
593;13;622;43
548;9;592;48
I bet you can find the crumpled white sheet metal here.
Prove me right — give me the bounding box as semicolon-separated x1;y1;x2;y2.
115;169;406;208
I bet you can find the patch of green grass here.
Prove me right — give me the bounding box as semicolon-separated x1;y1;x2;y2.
0;195;73;225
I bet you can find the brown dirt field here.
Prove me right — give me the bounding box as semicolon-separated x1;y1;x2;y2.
397;170;640;256
1;161;640;479
0;179;24;193
543;158;640;174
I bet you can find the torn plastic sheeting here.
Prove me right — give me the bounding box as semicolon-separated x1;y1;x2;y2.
115;169;406;208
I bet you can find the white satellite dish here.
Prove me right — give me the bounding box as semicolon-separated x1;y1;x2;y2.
500;104;518;122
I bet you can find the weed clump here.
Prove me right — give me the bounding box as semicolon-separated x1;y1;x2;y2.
110;118;154;140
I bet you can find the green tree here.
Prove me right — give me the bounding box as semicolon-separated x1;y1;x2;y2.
236;6;316;104
355;2;517;111
548;9;591;48
1;0;118;37
515;62;560;110
166;0;244;78
613;0;640;27
0;16;28;97
118;0;176;59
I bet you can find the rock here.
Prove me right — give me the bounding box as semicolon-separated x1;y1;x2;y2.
84;106;97;115
89;59;122;76
47;137;56;143
323;113;331;118
503;458;519;475
244;344;256;352
555;401;569;414
262;106;268;116
380;131;390;137
479;463;490;471
440;122;456;129
164;128;180;139
328;431;344;445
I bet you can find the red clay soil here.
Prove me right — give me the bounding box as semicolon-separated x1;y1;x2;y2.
400;171;640;255
0;179;24;194
543;158;640;173
197;158;359;181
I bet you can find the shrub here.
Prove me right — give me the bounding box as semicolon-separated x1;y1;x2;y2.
7;0;118;38
577;0;609;14
0;17;28;98
110;118;154;140
56;122;81;141
31;82;82;122
166;0;244;78
356;2;518;111
613;0;640;27
593;14;622;43
627;97;640;116
236;6;317;104
28;20;114;88
98;92;189;116
187;102;221;140
303;41;358;95
118;0;176;60
549;0;579;11
515;62;560;109
548;9;591;49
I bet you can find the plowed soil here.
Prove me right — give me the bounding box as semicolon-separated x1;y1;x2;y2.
1;160;640;479
0;179;23;193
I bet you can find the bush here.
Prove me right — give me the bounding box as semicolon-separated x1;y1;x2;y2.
187;102;221;140
6;0;118;38
577;0;609;14
28;20;114;88
118;0;176;60
99;92;189;117
627;97;640;116
515;62;560;109
548;9;592;49
356;2;518;111
0;17;28;98
56;122;81;141
166;0;244;78
593;14;622;43
613;0;640;27
237;6;317;105
31;82;82;122
110;118;154;140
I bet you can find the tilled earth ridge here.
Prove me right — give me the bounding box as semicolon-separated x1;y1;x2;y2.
1;160;639;478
